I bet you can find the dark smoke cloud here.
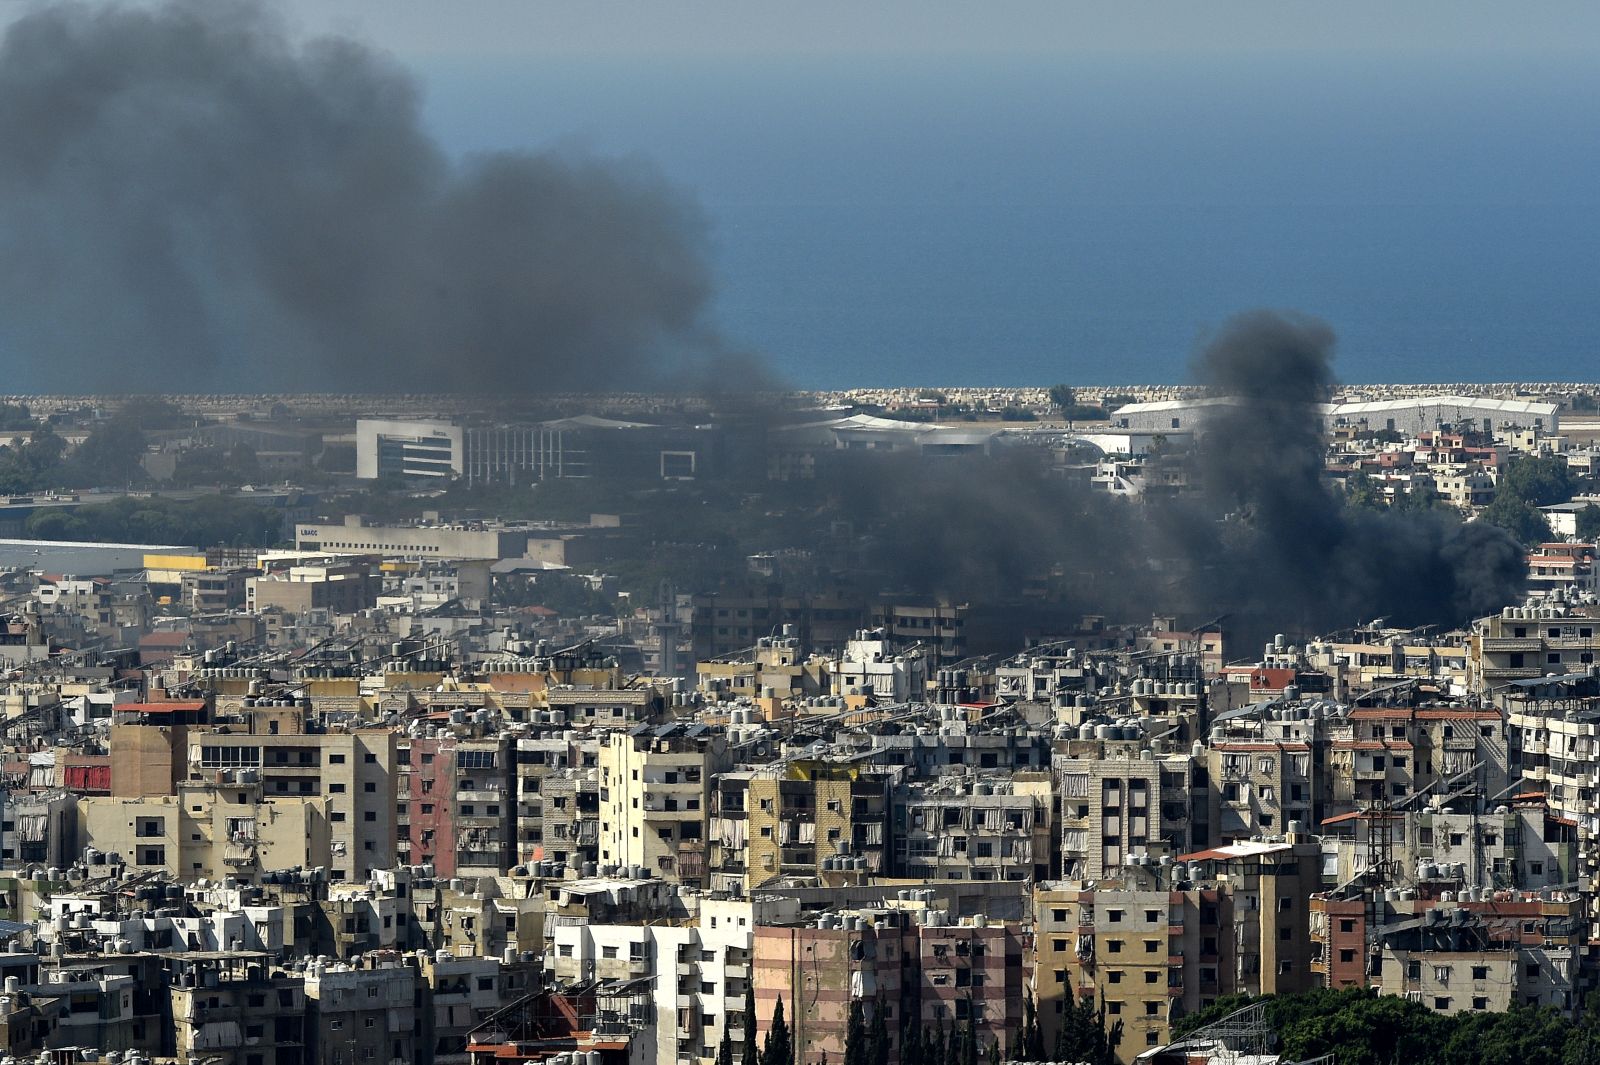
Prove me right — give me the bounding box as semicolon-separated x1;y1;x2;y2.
831;447;1158;609
0;0;756;392
1188;310;1525;643
825;310;1525;652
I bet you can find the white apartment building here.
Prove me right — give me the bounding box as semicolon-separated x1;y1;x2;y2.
546;893;800;1065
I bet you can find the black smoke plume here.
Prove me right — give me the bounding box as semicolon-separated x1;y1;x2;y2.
1186;311;1526;646
825;310;1525;651
0;0;753;392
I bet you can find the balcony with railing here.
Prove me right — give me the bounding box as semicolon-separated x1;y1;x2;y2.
779;845;816;869
1546;635;1600;651
222;843;257;868
1482;665;1543;679
1482;637;1544;653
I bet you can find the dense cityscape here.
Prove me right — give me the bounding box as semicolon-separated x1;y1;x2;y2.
0;377;1592;1065
0;0;1594;1062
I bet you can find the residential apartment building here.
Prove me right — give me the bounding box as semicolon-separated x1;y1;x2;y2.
832;630;928;703
78;780;331;881
599;725;730;886
1057;743;1200;880
753;907;1023;1065
1377;894;1587;1016
189;723;398;881
1320;799;1577;894
893;774;1050;882
248;558;381;617
547;894;796;1065
304;958;417;1065
1492;667;1600;896
169;958;308;1065
538;770;601;872
398;733;457;874
1040;837;1323;1061
1526;543;1599;599
1472;605;1600;688
1308;895;1369;990
1327;706;1507;816
514;730;578;864
1035;880;1193;1061
452;736;516;877
746;761;891;885
1208;739;1316;842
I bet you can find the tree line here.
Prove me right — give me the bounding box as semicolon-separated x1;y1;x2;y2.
1175;987;1600;1065
0;399;268;494
715;984;1122;1065
23;496;282;549
1348;450;1596;547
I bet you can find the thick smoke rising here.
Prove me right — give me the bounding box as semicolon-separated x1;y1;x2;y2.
827;310;1525;650
1188;310;1525;642
0;1;748;392
832;447;1158;609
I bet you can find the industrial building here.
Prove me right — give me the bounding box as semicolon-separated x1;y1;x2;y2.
355;415;732;485
1110;394;1561;438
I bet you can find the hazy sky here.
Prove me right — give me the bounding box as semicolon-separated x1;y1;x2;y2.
3;0;1595;386
276;0;1600;59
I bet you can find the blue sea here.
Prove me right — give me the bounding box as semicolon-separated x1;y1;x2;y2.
420;51;1600;389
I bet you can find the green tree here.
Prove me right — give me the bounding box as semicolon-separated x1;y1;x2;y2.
926;1014;946;1065
718;1021;736;1065
900;979;924;1065
1021;991;1045;1060
1053;992;1120;1065
1092;996;1121;1065
1274;988;1442;1065
845;998;867;1065
0;404;35;431
113;397;193;430
172;446;228;486
23;495;282;549
24;510;87;541
230;442;263;482
0;430;67;493
1480;494;1554;547
172;443;263;487
1438;1006;1570;1065
867;997;890;1065
1172;987;1592;1065
1576;504;1600;542
1396;482;1449;513
761;998;792;1065
1565;993;1600;1065
1171;993;1256;1038
1046;385;1109;424
65;418;148;487
1499;453;1575;507
743;983;759;1065
1344;470;1387;510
